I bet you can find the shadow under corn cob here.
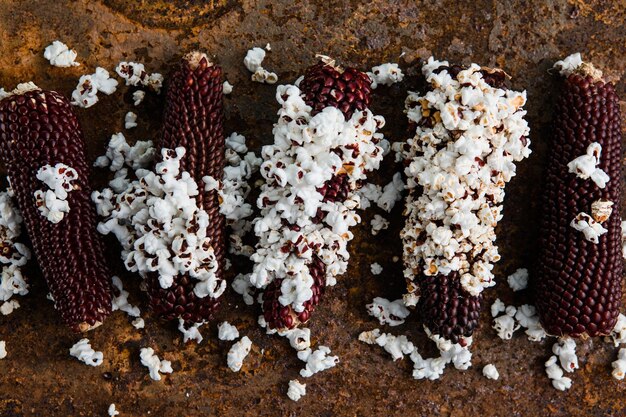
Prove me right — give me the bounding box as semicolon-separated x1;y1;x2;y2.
262;58;373;330
0;85;112;331
145;52;226;323
536;57;622;337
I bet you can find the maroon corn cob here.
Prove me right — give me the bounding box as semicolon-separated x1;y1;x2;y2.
145;51;226;324
536;58;622;337
0;85;112;331
262;58;373;330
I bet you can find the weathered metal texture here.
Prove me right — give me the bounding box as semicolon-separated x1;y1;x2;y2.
0;0;624;416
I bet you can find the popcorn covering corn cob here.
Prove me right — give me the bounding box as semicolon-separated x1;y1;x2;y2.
251;58;384;330
401;58;531;343
0;84;112;331
536;54;622;337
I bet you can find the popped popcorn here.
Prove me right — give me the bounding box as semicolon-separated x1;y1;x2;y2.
227;336;252;372
34;164;78;223
590;199;613;223
139;348;173;381
69;339;103;367
178;319;204;343
43;40;79;67
482;363;499;380
368;63;404;89
545;355;572;391
507;268;529;291
132;90;145;106
377;173;404;212
111;276;140;317
287;379;306;402
567;142;610;188
132;317;145;329
71;67;118;108
298;345;339;377
125;112;137;129
115;62;163;93
570;212;608;244
108;404;120;416
612;348;626;380
370;214;389;236
244;47;277;84
366;297;409;326
223;81;233;95
370;262;383;275
218;321;240;341
0;341;6;359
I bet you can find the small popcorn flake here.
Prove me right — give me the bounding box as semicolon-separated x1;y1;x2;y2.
358;328;381;345
265;43;272;51
612;348;626;380
43;40;79;67
178;319;204;343
366;297;410;327
133;90;145;106
370;214;389;236
591;199;613;223
132;317;145;329
482;364;499;380
251;68;278;84
227;336;252;372
108;404;120;417
567;142;610;188
570;212;608;244
223;81;233;95
139;348;172;381
287;379;306;402
71;67;118;108
0;341;6;359
507;268;529;291
0;88;7;100
370;263;383;275
217;321;240;341
368;63;404;89
298;346;339;377
69;339;103;367
125;112;137;129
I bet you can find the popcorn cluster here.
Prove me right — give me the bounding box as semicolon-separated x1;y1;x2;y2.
140;347;173;381
366;297;410;326
0;190;30;315
298;346;339;378
244;47;278;84
544;338;578;391
71;67;118;108
401;57;531;343
43;41;79;67
69;338;103;367
34;163;78;224
115;62;164;93
250;67;384;330
367;63;404;89
491;300;546;342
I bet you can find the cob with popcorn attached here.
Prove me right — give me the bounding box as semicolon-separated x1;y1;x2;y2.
251;56;385;330
0;83;112;331
401;58;531;345
536;53;622;337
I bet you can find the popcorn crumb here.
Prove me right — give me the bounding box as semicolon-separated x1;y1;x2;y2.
70;339;103;367
125;112;137;129
0;341;6;359
482;363;499;380
139;348;172;381
370;214;389;236
132;90;145;106
132;317;145;329
287;379;306;402
43;40;79;67
265;43;272;51
370;263;383;275
217;321;240;341
227;336;252;372
366;297;410;326
223;81;233;95
298;346;339;377
507;268;529;291
108;404;120;416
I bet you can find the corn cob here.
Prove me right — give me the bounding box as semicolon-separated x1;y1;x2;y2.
252;57;385;330
146;51;226;323
0;83;112;331
535;54;622;337
401;58;531;344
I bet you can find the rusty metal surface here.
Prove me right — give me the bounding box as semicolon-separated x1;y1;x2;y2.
0;0;625;416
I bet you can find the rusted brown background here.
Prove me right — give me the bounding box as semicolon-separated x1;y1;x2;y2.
0;0;625;416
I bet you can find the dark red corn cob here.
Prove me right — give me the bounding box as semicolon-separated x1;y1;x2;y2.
145;51;226;324
262;59;373;330
536;59;622;337
0;85;112;331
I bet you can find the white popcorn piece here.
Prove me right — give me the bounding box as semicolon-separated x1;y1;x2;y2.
298;345;339;377
243;47;266;72
125;112;138;129
43;40;80;67
611;348;626;380
545;355;572;391
34;163;78;223
374;333;415;361
132;317;145;329
0;300;20;315
178;319;204;344
570;212;608;244
217;321;240;341
366;297;410;326
265;43;271;51
553;338;578;373
493;309;520;340
252;68;278;84
507;268;529;291
279;327;311;351
610;313;626;346
111;276;140;318
133;90;145;106
553;53;583;76
223;81;233;95
358;328;381;345
357;184;382;210
115;62;163;93
0;88;7;100
490;298;506;317
591;199;613;223
0;341;6;359
368;63;404;89
139;347;173;381
71;67;118;108
108;404;120;416
232;273;255;305
378;173;405;212
69;339;103;367
567;142;610;188
370;214;389;236
482;363;499;380
227;336;252;372
287;379;306;402
370;262;383;275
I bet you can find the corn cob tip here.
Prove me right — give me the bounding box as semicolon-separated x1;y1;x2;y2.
183;51;214;70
